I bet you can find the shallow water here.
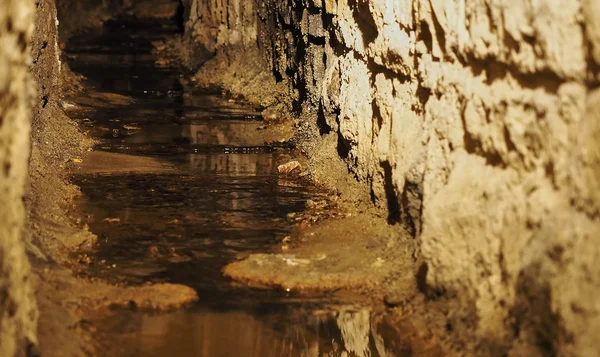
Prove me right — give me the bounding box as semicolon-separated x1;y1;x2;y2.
66;17;417;357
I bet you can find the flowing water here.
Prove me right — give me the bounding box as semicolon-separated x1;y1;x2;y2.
64;17;417;357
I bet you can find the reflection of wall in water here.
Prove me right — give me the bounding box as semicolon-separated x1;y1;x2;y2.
183;123;265;146
112;308;408;357
337;309;372;357
184;123;274;176
187;153;274;176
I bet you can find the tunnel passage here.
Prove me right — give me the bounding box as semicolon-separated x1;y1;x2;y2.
53;6;436;357
0;0;599;357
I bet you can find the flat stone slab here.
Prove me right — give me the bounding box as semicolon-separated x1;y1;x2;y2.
224;215;418;292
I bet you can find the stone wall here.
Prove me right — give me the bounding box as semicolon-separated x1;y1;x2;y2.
185;0;600;355
0;0;39;356
0;0;100;354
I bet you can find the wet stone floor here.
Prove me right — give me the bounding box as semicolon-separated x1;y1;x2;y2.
64;17;412;357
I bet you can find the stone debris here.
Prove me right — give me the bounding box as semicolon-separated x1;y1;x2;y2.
61;101;80;112
122;124;141;131
262;108;281;122
277;161;302;177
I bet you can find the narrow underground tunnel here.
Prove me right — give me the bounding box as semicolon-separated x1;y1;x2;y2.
1;0;599;356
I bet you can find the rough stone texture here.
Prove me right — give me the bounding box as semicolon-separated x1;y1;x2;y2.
186;0;600;355
0;0;39;356
0;0;95;354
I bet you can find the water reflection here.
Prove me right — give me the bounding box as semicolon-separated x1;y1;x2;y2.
72;169;314;292
100;122;267;147
185;153;275;176
184;123;265;146
100;307;411;357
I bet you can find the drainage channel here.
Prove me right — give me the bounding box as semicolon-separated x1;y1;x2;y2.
63;16;409;357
